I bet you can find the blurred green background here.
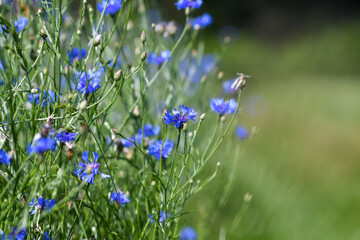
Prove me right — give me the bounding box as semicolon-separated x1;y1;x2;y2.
180;1;360;239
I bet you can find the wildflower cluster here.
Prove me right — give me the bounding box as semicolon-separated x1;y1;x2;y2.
0;0;251;238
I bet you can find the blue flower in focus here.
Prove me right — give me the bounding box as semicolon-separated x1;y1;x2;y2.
97;0;122;15
210;98;237;116
148;139;174;160
236;125;249;141
55;131;78;143
28;137;56;154
28;90;55;107
14;17;28;32
180;227;198;240
164;105;197;129
149;211;167;223
29;197;56;215
190;13;212;30
110;192;130;206
148;50;171;66
8;228;27;240
175;0;202;10
75;68;103;94
75;151;110;184
140;124;160;137
0;150;11;165
68;48;87;63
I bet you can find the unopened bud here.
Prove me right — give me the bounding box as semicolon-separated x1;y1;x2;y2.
79;100;88;110
217;162;221;167
31;88;39;94
244;192;253;202
151;23;156;30
140;52;147;62
218;71;224;80
93;34;102;46
141;31;146;44
201;75;207;84
133;105;140;118
44;67;48;75
200;113;206;120
114;69;122;81
185;7;190;16
182;122;188;132
39;27;47;38
220;115;226;122
37;8;42;14
77;30;81;35
112;128;120;135
189;179;193;184
224;36;231;44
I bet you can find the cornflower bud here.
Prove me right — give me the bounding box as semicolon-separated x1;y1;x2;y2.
200;113;206;120
141;31;146;44
79;100;88;110
244;192;253;202
39;27;47;39
31;88;39;94
140;51;147;62
114;69;122;81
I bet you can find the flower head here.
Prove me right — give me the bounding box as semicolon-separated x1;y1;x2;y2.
75;68;103;94
190;13;212;30
28;90;55;107
68;48;87;63
110;192;130;206
97;0;123;15
0;150;11;165
210;98;237;116
148;139;174;160
14;17;28;32
29;197;56;215
55;131;78;143
75;151;110;184
8;228;27;240
180;227;198;240
236;125;249;141
164;105;197;129
148;50;171;66
28;137;56;154
175;0;202;10
120;133;143;148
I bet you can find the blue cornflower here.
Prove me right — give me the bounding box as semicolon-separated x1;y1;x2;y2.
28;137;56;154
148;139;174;160
29;197;56;215
236;125;249;141
180;227;198;240
14;17;28;32
110;192;130;206
55;131;78;143
0;150;11;165
175;0;202;10
97;0;122;15
149;211;168;223
28;90;55;107
164;105;197;129
8;228;27;240
148;50;171;66
75;68;103;94
139;124;160;137
190;13;212;30
68;48;87;63
75;151;110;184
210;98;237;116
0;62;3;69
